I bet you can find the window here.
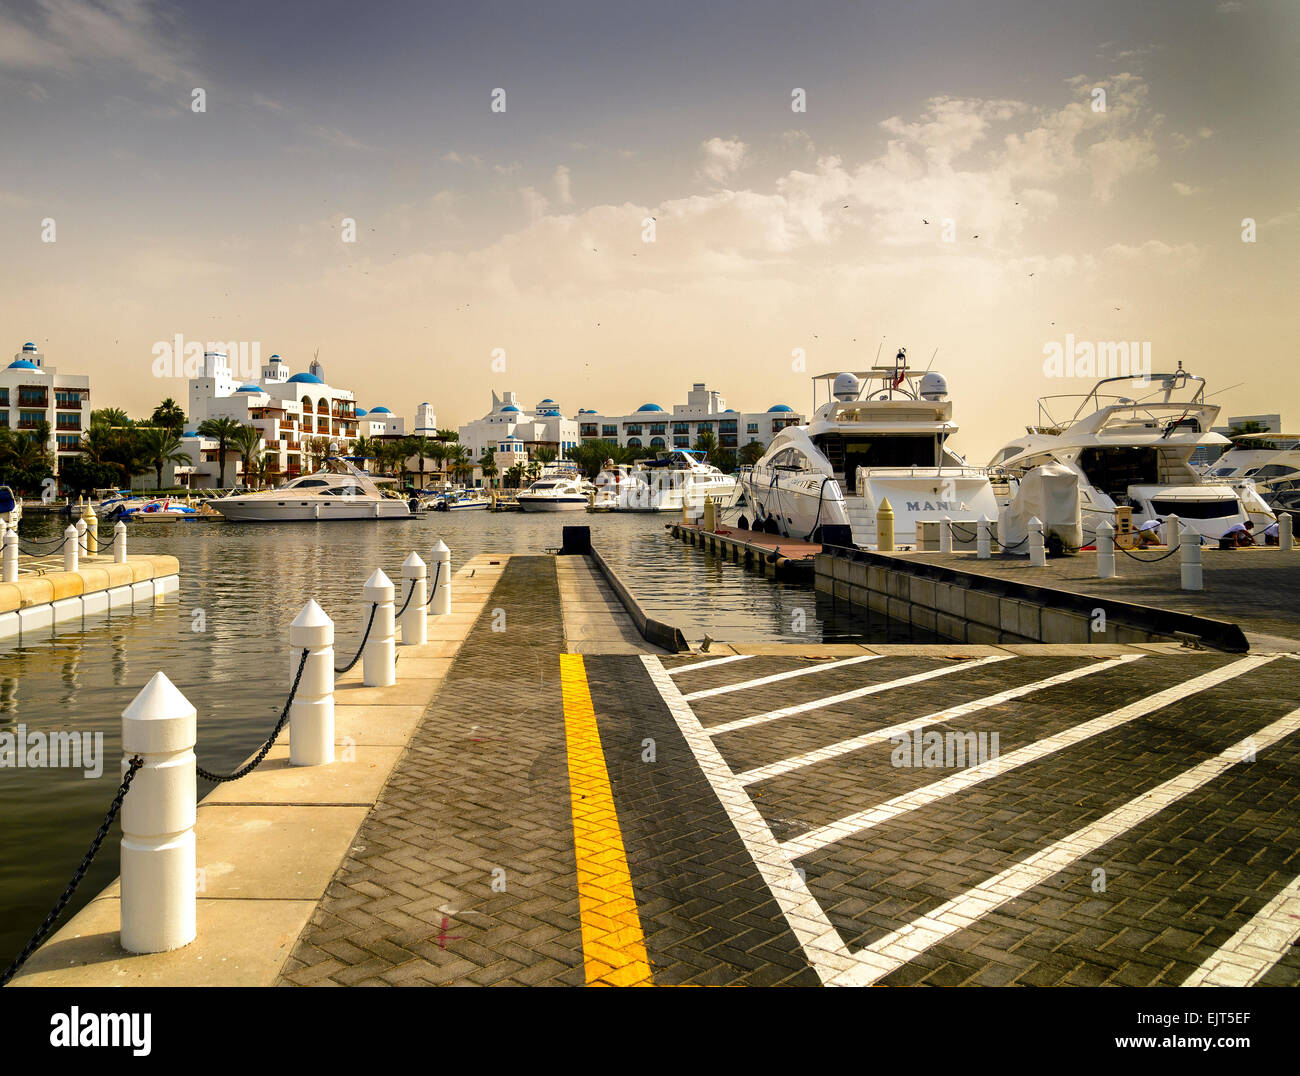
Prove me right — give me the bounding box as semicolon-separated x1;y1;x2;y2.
625;424;642;435
674;436;690;447
747;423;758;434
627;437;642;447
602;425;617;437
650;437;666;449
649;424;666;435
673;423;690;435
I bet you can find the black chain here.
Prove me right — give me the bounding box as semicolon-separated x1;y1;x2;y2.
335;604;378;675
0;755;144;988
396;580;417;617
197;649;309;783
1116;542;1184;562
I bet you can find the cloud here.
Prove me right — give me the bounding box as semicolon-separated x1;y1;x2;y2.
699;137;748;184
553;165;572;206
1172;181;1201;196
1216;2;1242;13
0;0;197;85
310;125;370;151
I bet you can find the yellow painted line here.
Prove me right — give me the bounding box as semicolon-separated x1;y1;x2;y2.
560;653;653;987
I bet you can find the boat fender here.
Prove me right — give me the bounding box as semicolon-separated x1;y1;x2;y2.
737;515;748;530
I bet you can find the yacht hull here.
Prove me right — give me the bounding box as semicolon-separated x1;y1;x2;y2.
517;497;588;511
213;499;411;521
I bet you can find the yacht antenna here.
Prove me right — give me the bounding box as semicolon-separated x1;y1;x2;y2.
873;339;883;366
1204;382;1245;400
924;347;939;373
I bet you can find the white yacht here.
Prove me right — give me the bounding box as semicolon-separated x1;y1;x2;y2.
616;449;740;512
739;351;998;546
1202;432;1300;514
989;364;1261;543
590;462;636;511
516;474;592;511
210;458;412;521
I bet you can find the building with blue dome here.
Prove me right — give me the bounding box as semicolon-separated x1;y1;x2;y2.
1;342;91;484
574;382;804;455
456;390;581;483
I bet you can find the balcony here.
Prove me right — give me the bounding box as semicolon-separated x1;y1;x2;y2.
18;396;48;409
55;398;84;410
16;420;42;430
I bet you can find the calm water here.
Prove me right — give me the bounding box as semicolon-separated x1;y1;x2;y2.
0;509;924;961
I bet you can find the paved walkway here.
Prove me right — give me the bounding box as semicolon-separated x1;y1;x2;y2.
884;548;1300;647
277;556;1300;987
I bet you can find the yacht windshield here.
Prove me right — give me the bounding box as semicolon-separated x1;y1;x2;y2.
1077;447;1160;495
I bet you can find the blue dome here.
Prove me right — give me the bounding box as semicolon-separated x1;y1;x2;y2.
767;404;793;412
287;372;323;384
540;398;554;404
7;359;39;370
355;408;367;417
236;383;261;393
501;405;521;413
636;403;664;412
182;429;197;437
369;406;391;414
22;342;37;351
270;354;281;361
723;409;736;413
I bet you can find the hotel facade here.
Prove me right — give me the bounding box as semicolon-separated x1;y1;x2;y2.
1;342;91;479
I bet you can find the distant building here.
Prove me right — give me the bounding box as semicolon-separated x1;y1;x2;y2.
458;391;582;467
1193;413;1285;468
577;383;804;452
0;342;91;480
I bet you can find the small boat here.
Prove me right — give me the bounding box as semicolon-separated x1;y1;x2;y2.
617;450;739;512
210;458;412;521
434;489;490;511
121;498;203;520
517;475;593;511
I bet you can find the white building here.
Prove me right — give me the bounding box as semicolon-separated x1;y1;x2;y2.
576;383;803;453
156;351;360;488
355;406;405;439
1;342;91;481
458;391;582;467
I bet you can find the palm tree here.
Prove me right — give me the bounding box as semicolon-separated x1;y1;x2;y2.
407;435;433;489
91;407;131;429
534;446;557;466
307;436;332;472
150;398;186;433
693;429;719;465
230;424;264;489
136;427;193;490
197;416;244;487
504;462;524;489
479;447;498;489
435;428;459;443
448;444;473;484
427;440;449;486
80;422;136;483
738;441;766;467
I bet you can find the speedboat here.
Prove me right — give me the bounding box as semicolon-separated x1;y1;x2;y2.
739;350;998;546
435;489;490;511
990;364;1258;543
1201;432;1299;517
617;449;739;512
210;458;412;521
517;475;592;511
121;498;203;520
590;462;636;511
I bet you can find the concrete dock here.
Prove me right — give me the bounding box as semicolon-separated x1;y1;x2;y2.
9;551;1300;987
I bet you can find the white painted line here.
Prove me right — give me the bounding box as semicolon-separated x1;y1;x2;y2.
667;654;754;676
641;656;859;985
736;655;1144;786
708;656;1011;738
781;656;1274;860
827;698;1300;986
1182;873;1300;987
681;654;881;702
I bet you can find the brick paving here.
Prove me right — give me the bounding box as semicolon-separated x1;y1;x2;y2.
278;571;1300;986
886;548;1300;643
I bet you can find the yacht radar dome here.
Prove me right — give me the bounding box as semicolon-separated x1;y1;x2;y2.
919;372;948;401
832;372;861;401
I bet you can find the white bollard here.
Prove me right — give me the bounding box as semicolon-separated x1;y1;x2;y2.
1165;513;1181;552
120;671;197;953
362;568;396;687
2;530;16;582
977;515;992;560
1028;516;1046;567
430;540;451;617
74;516;87;551
939;515;952;554
63;524;79;572
1280;513;1293;552
400;552;428;646
289;600;335;766
114;520;127;563
84;501;99;554
1097;520;1116;578
1181;527;1203;590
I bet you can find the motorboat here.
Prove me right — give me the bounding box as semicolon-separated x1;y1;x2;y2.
1201;432;1300;515
209;458;412;521
434;489;490;511
616;449;740;512
516;474;593;511
739;350;998;546
590;461;636;511
989;364;1260;543
120;498;205;521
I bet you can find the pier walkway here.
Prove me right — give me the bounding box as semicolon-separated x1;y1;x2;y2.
13;553;1300;988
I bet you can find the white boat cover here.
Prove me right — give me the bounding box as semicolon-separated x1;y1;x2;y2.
1000;464;1083;554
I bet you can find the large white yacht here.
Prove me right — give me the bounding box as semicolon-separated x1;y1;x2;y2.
740;350;997;546
1202;432;1300;513
211;458;412;521
516;474;593;511
989;364;1263;543
616;449;740;512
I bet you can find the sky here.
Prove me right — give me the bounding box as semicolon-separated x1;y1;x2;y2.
0;0;1297;460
